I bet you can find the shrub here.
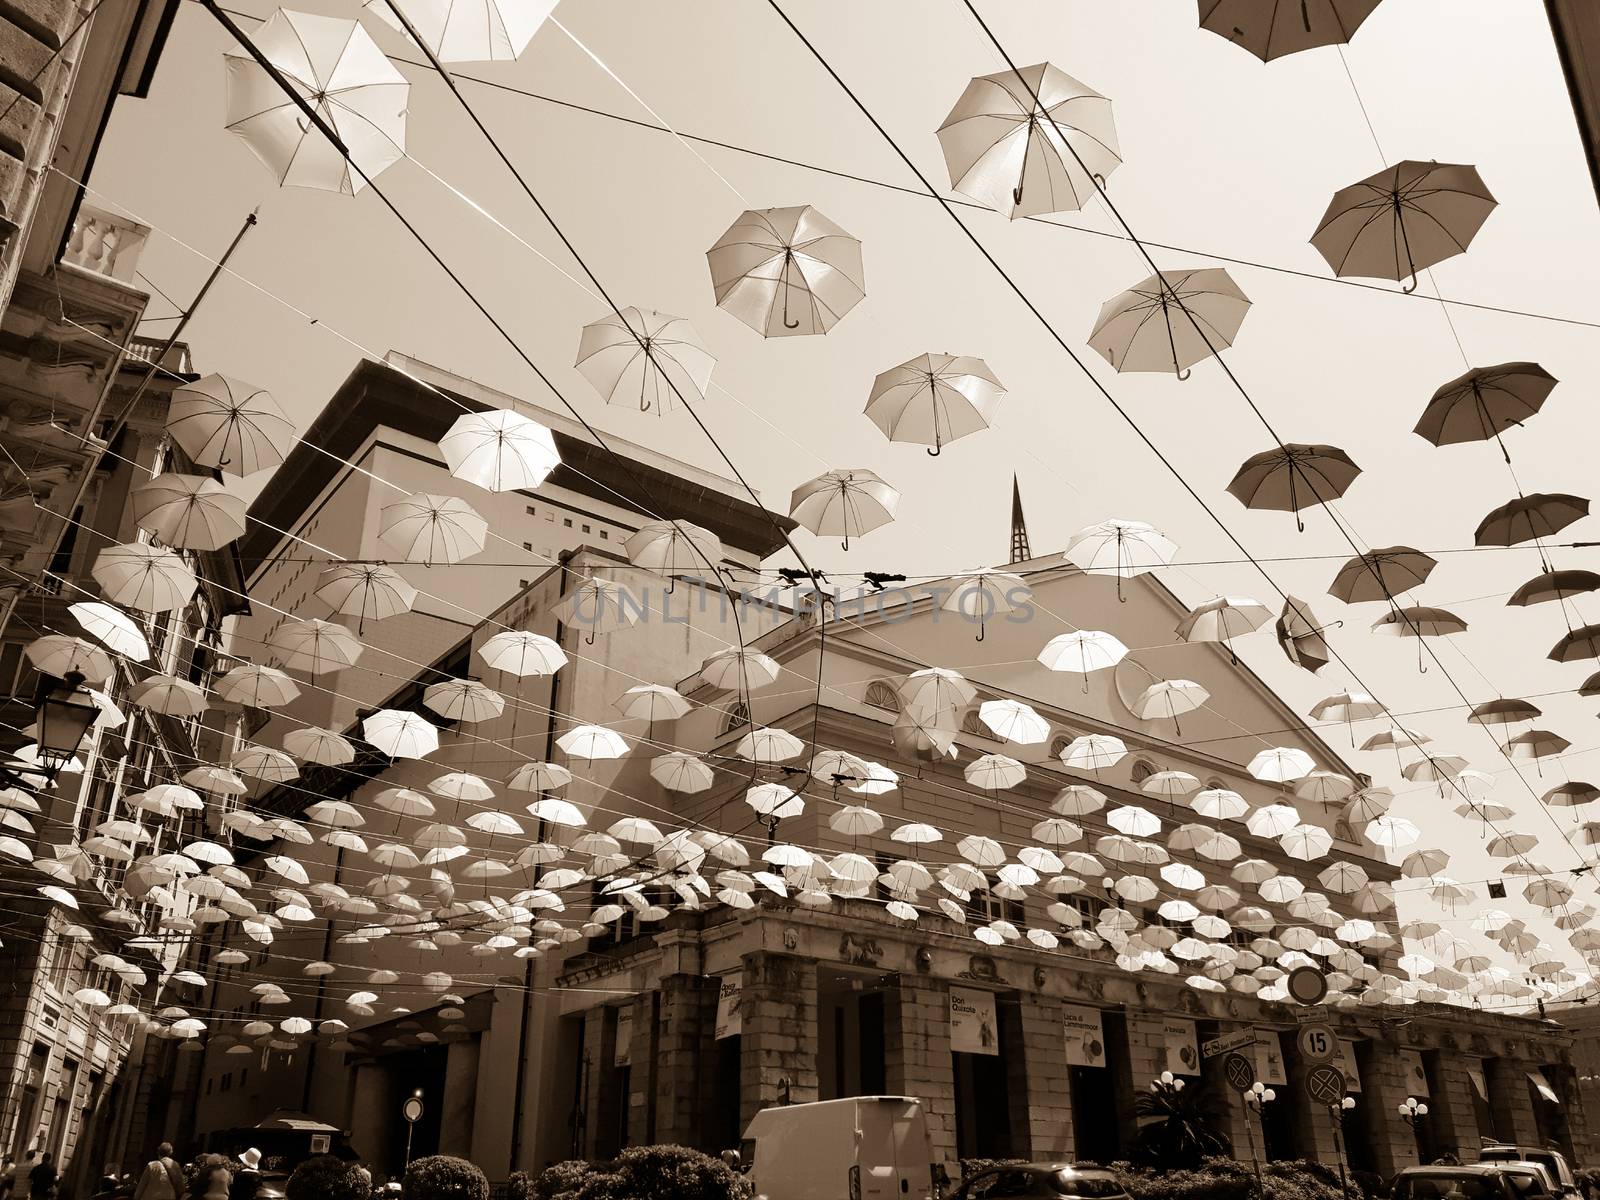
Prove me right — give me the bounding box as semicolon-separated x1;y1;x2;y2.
1351;1170;1389;1200
1105;1158;1347;1200
956;1159;1027;1182
403;1156;490;1200
531;1147;749;1200
288;1156;371;1200
531;1161;592;1200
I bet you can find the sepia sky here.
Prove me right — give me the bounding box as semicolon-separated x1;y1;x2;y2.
88;0;1600;988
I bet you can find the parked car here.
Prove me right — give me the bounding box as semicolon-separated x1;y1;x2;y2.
1479;1146;1580;1199
1394;1165;1556;1200
741;1095;935;1200
948;1165;1131;1200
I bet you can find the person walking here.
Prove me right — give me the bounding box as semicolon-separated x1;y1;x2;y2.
228;1150;261;1200
133;1144;184;1200
27;1153;57;1200
198;1157;230;1200
14;1151;38;1200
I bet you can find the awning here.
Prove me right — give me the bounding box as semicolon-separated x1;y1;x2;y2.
1529;1070;1561;1104
1468;1065;1488;1100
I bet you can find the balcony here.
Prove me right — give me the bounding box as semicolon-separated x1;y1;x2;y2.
126;337;192;375
61;205;150;285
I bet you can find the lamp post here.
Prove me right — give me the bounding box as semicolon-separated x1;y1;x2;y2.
33;670;98;781
1398;1096;1429;1162
1329;1095;1356;1200
1243;1081;1275;1196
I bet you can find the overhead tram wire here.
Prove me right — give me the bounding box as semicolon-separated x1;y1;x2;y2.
946;0;1596;873
761;0;1591;913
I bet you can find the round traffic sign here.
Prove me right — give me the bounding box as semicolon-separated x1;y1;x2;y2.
1296;1023;1337;1063
1305;1064;1346;1108
1286;966;1328;1005
402;1097;424;1123
1222;1051;1257;1093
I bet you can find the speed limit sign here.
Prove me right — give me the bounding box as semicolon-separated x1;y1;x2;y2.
1296;1023;1337;1063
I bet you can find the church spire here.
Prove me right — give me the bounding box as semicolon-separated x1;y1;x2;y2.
1008;474;1031;564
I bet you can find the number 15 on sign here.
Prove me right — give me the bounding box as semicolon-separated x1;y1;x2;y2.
1297;1024;1336;1063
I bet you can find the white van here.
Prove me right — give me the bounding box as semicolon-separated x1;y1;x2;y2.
741;1095;937;1200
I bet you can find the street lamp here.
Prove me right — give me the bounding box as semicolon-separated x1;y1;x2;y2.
1244;1080;1276;1111
1330;1095;1357;1200
1154;1070;1186;1092
34;671;98;780
1397;1096;1428;1129
1242;1081;1275;1196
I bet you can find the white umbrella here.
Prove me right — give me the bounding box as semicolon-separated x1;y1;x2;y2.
379;493;488;564
224;10;408;194
625;520;722;582
1280;825;1334;861
701;647;781;692
282;726;356;766
480;630;567;676
936;61;1120;218
25;635;114;684
1192;788;1248;820
269;618;363;674
1248;747;1316;782
316;563;417;631
132;474;247;550
706;206;865;337
557;724;628;762
423;679;504;723
864;353;1004;455
1245;804;1300;838
789;469;899;549
964;754;1026;791
215;665;300;709
576;307;715;412
615;684;690;724
232;745;299;783
735;727;805;764
439;408;561;492
1131;680;1210;732
1037;630;1127;677
556;580;643;643
506;761;572;792
1064;518;1177;599
69;602;151;662
92;543;195;614
167;374;295;475
1089;269;1251;379
649;753;714;794
1176;596;1271;657
942;571;1030;642
363;0;555;61
362;709;439;760
976;698;1049;744
1059;734;1126;772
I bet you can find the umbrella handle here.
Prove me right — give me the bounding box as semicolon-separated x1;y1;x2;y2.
1402;274;1419;294
975;622;985;643
784;314;800;329
1176;367;1192;382
585;629;597;646
1013;184;1024;206
927;444;941;457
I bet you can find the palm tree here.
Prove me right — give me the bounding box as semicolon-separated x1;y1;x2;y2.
1133;1077;1233;1169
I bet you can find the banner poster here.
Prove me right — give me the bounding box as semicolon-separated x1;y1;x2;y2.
1062;1004;1106;1067
950;986;1000;1056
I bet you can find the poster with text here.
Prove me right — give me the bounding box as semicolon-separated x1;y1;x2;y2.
1164;1017;1200;1076
1063;1004;1106;1067
1255;1034;1287;1085
614;1006;633;1065
1399;1049;1429;1096
950;986;1000;1056
714;976;742;1040
1332;1039;1362;1093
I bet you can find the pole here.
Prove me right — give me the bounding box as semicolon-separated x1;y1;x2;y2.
1331;1105;1349;1200
404;1121;414;1168
0;207;259;643
1244;1105;1263;1197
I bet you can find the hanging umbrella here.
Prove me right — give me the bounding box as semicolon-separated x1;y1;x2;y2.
363;0;554;61
25;635;114;685
615;684;690;724
224;9;408;194
1414;362;1557;463
976;698;1050;744
575;307;715;413
1197;0;1384;61
1037;630;1128;678
706;206;865;337
480;630;567;676
215;665;300;709
556;580;644;644
1475;493;1589;546
423;679;503;723
964;754;1027;791
1328;546;1436;603
1176;597;1271;658
864;353;1004;455
362;709;439;760
231;745;298;783
1192;788;1248;820
379;493;487;565
701;647;781;692
1543;782;1599;808
649;752;714;794
624;521;721;583
1226;444;1360;531
92;543;196;613
1249;747;1315;782
1088;268;1251;379
735;727;805;764
556;724;628;762
1310;160;1497;290
269;618;363;675
1275;595;1334;674
1132;680;1209;734
1371;607;1467;669
1295;771;1355;806
1064;518;1177;600
167;374;295;475
943;571;1030;642
1551;625;1600;664
899;667;974;717
68;601;150;662
1467;698;1541;728
132;474;248;550
1509;569;1600;608
1059;734;1127;772
282;726;355;766
316;563;417;632
439;408;560;492
789;469;899;549
936;61;1119;218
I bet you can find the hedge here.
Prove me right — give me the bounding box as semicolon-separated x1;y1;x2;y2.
955;1157;1352;1200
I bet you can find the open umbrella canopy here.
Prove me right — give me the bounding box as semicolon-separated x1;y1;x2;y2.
132;474;248;550
92;543;196;614
1311;160;1497;288
1226;443;1360;528
1177;596;1270;648
379;493;487;564
625;520;722;578
1065;518;1177;579
936;61;1119;218
1474;493;1589;546
1197;0;1384;61
479;630;567;676
1414;362;1557;461
1370;606;1468;639
439;408;561;492
362;709;439;759
363;0;555;61
1328;546;1437;603
789;469;899;549
316;563;418;629
649;752;714;794
1089;268;1251;378
128;674;207;717
167;374;296;475
282;726;356;766
1508;569;1600;607
269;618;363;675
423;679;504;723
215;664;301;708
225;9;408;194
69;601;151;662
25;635;114;685
1038;630;1128;674
575;307;715;412
1550;625;1600;664
864;353;1004;454
1276;595;1333;673
706;206;865;337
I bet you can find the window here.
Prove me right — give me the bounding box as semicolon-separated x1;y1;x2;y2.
721;703;750;735
961;708;988;737
523;542;533;551
582;524;591;534
240;1068;248;1085
563;518;573;528
600;530;608;540
526;506;537;515
1067;894;1108;927
220;1073;231;1092
969;891;1025;928
1049;733;1073;759
863;680;902;713
1130;759;1157;784
545;512;554;522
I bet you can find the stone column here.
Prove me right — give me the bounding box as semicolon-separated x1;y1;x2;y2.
1011;992;1073;1160
1110;1012;1168;1151
1486;1057;1541;1145
654;973;714;1148
439;1038;480;1157
1198;1037;1255;1161
1357;1042;1421;1176
1423;1050;1479;1159
580;1007;619;1159
885;972;957;1173
1285;1038;1339;1165
625;992;658;1149
738;953;818;1131
1543;1063;1581;1161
